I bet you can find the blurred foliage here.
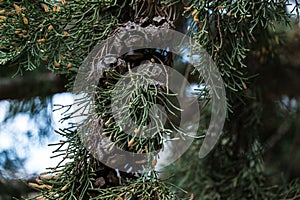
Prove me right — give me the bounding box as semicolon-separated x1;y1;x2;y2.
164;138;300;199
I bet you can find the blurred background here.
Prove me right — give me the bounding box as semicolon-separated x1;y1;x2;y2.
0;66;73;198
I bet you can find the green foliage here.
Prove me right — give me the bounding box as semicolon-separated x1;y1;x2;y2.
25;121;185;199
164;138;300;199
185;0;290;92
95;63;182;156
0;0;126;78
1;0;300;200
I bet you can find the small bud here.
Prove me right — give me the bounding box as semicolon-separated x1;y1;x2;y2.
192;9;198;16
42;4;49;12
48;25;53;31
104;118;111;127
23;17;28;25
242;81;247;90
67;63;72;68
54;173;63;179
36;195;44;200
128;138;135;147
61;184;68;191
60;55;66;61
193;16;199;22
37;38;46;44
54;61;60;67
28;182;42;189
14;4;22;14
35;176;42;184
43;184;52;190
42;175;52;180
0;16;7;22
190;193;195;200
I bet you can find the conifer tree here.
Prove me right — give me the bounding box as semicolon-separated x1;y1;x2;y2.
1;0;300;199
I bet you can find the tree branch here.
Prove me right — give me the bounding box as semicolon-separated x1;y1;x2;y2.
0;73;68;100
